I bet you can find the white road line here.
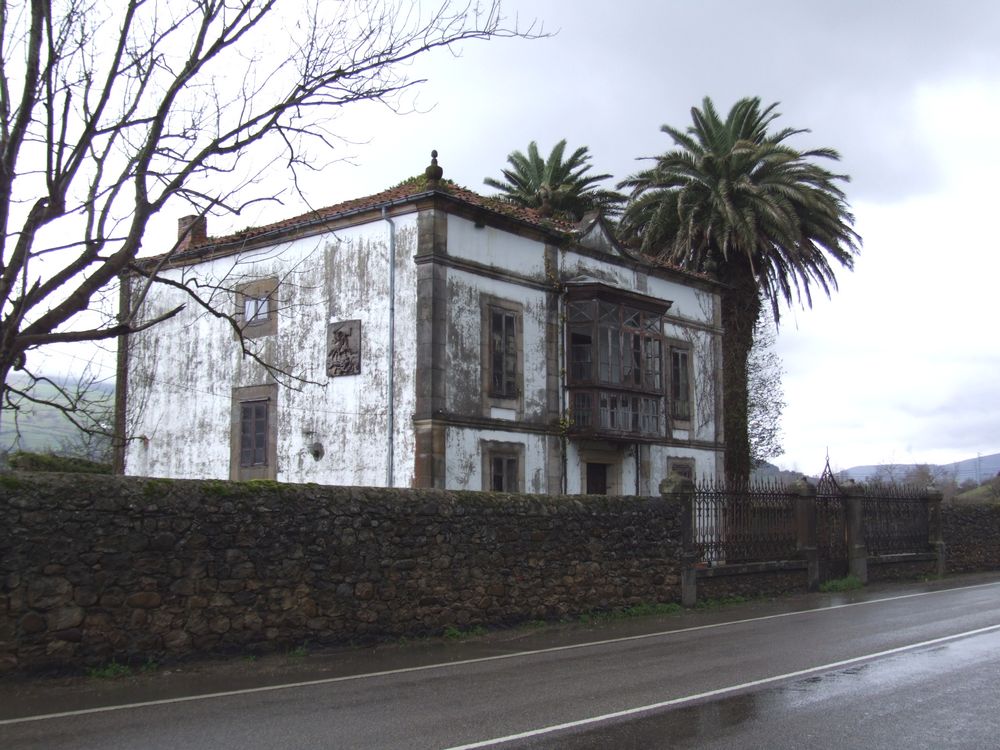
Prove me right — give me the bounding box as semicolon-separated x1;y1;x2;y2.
1;579;998;727
441;623;1000;750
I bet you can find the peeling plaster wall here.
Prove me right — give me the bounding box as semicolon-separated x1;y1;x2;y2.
562;443;719;495
647;445;721;484
562;253;714;331
438;218;724;493
447;217;548;278
559;250;723;465
444;269;550;420
645;277;715;327
125;216;420;486
125;269;235;479
662;325;720;445
649;277;722;448
564;441;638;496
440;220;556;491
125;205;723;492
560;251;631;289
444;427;550;493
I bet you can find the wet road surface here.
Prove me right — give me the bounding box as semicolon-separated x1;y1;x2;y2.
2;573;999;749
509;627;1000;749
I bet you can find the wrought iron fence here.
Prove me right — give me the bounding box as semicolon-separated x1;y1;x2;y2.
692;479;798;564
815;495;847;560
862;483;931;556
686;475;933;566
815;466;847;561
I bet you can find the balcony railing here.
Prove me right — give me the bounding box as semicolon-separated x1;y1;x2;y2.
568;388;664;439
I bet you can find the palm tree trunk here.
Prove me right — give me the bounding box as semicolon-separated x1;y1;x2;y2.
717;259;761;486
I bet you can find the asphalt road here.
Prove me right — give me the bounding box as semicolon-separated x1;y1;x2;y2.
2;573;999;749
521;627;1000;749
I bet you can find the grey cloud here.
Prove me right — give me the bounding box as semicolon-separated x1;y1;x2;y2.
482;0;1000;203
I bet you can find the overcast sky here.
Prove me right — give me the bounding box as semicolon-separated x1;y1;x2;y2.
310;0;1000;474
50;0;1000;474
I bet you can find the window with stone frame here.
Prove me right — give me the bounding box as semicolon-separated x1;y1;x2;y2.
480;296;524;413
235;277;278;338
669;343;693;424
481;440;525;493
240;400;268;465
667;457;695;481
578;447;623;495
490;307;518;398
231;384;277;480
566;292;669;439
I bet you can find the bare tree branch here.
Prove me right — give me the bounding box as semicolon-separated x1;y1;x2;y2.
0;0;542;430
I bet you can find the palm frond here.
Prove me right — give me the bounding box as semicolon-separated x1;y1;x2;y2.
484;139;625;220
618;96;860;319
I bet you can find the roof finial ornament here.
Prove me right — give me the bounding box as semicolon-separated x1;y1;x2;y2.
425;149;443;188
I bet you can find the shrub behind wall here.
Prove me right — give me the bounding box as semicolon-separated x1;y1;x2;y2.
7;451;112;474
0;473;683;673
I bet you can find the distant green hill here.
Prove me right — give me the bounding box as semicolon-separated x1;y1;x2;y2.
954;480;1000;505
1;376;114;457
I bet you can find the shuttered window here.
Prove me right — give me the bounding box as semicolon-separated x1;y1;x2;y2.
490;308;518;398
239;400;269;467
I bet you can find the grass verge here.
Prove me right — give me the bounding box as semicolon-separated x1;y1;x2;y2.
819;575;863;593
87;661;131;679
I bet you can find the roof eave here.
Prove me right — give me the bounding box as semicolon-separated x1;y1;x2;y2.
147;188;575;270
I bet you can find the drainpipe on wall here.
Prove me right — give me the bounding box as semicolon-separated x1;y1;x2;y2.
382;207;396;488
557;282;568;495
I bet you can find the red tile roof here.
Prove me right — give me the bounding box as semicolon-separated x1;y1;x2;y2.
164;174;718;288
171;177;577;261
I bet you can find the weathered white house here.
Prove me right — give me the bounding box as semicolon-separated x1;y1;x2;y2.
119;155;725;493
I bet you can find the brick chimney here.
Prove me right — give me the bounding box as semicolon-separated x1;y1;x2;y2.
177;215;207;252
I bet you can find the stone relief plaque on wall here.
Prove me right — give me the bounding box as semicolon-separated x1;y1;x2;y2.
327;319;361;377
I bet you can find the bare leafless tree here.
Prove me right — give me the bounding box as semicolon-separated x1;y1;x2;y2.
872;463;904;484
0;0;538;426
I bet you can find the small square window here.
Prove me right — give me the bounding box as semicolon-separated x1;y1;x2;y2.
235;277;278;338
667;458;695;481
244;296;270;325
491;455;519;492
481;440;525;493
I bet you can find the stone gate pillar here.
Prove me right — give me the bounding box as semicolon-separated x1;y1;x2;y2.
844;480;868;584
926;484;946;577
660;474;697;607
792;477;819;591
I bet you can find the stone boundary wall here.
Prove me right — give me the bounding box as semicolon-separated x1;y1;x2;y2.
0;473;683;673
695;562;807;601
942;505;1000;573
866;554;938;583
3;473;998;674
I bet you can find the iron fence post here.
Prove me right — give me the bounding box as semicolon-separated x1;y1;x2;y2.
926;484;946;577
843;480;868;584
793;477;819;591
660;474;697;607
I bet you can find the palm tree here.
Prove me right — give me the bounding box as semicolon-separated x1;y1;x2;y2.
618;97;861;484
484;140;625;221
